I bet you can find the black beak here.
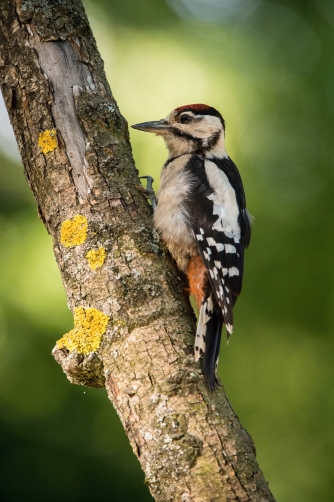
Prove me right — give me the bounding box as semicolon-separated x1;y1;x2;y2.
131;119;171;134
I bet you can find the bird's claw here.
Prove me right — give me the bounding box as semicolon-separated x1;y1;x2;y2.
139;176;157;210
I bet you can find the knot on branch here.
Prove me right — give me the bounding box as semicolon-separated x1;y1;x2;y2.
52;346;105;388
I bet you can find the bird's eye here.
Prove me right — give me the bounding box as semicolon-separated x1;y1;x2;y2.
179;114;192;124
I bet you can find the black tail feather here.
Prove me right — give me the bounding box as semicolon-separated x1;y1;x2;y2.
202;310;223;392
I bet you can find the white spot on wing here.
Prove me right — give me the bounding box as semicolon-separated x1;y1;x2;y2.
225;244;236;254
206;237;224;252
229;267;239;277
206;237;216;246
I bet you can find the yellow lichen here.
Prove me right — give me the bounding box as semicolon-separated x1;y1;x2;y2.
57;307;110;354
60;215;88;247
86;248;106;270
38;129;58;154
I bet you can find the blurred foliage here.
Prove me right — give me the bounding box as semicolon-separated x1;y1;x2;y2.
1;0;334;500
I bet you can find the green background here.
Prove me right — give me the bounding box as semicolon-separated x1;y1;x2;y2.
1;0;334;500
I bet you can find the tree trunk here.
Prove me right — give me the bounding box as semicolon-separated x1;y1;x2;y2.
0;1;276;501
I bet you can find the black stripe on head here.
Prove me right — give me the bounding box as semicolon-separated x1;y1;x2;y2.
206;131;221;150
171;127;203;150
175;104;225;129
170;127;221;154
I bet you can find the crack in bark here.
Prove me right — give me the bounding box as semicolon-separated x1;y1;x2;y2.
31;36;94;201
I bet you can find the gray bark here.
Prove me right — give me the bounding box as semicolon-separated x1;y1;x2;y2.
0;1;276;501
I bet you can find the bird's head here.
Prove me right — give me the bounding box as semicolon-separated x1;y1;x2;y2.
131;104;226;158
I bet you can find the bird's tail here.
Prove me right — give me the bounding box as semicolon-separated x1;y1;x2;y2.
195;295;223;392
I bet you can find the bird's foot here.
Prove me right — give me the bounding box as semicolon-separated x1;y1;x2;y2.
139;176;157;210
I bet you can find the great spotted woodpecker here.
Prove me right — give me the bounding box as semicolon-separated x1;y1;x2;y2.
132;104;251;391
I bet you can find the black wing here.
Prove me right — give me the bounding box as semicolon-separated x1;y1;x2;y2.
185;155;251;335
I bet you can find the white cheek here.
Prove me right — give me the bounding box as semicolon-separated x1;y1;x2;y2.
194;126;215;138
192;116;222;139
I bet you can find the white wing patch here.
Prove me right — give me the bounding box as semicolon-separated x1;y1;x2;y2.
225;244;237;254
204;160;241;241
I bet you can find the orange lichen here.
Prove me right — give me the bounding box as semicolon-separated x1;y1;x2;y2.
38;129;58;154
60;215;88;247
57;307;110;354
86;248;106;270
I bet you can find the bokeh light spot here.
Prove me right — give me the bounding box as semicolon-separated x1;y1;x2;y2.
166;0;260;24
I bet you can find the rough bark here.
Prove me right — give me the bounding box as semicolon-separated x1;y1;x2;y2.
0;1;276;501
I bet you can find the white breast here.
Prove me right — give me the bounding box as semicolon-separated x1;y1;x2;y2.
153;154;197;271
154;154;193;242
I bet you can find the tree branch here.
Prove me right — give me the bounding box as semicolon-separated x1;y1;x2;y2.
0;1;276;500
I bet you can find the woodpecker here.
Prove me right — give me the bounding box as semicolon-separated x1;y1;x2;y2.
132;104;251;391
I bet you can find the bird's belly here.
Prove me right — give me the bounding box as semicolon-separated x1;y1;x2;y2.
154;199;198;271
